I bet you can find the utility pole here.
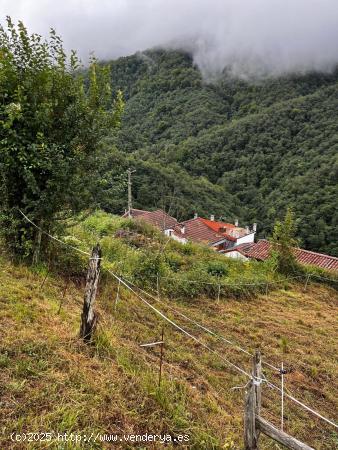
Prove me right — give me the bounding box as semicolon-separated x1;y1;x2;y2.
127;168;136;217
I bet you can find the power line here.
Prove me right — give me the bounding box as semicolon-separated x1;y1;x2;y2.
146;273;304;288
309;274;338;283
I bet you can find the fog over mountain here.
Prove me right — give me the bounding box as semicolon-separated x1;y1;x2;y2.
2;0;338;78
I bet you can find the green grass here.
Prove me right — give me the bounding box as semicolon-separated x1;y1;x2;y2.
0;213;337;449
48;210;312;302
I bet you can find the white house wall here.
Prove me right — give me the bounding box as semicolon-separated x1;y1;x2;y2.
171;234;187;244
223;251;248;261
236;233;255;245
164;229;187;244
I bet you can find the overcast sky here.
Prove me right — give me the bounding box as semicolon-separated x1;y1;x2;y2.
1;0;338;78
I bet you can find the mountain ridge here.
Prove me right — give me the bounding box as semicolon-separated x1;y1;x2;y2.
97;49;338;255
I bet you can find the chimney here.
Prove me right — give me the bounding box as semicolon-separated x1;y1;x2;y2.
253;223;257;232
194;213;198;219
181;225;186;234
235;219;239;227
245;226;250;234
210;214;215;221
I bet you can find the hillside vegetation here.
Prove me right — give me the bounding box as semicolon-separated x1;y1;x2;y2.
96;49;338;256
1;21;337;450
1;213;337;449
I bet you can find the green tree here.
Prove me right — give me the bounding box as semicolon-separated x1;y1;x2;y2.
106;48;338;255
270;208;300;274
0;18;123;260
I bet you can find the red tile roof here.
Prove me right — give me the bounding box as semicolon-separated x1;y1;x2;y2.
200;218;236;231
177;217;251;244
176;217;224;244
124;211;252;246
199;218;238;242
224;240;338;271
122;208;149;218
221;242;256;255
122;209;178;231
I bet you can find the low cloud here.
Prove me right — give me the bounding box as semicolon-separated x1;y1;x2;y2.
2;0;338;78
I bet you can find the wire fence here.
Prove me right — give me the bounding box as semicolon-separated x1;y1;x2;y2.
19;209;338;291
18;210;338;433
108;268;338;430
144;272;306;287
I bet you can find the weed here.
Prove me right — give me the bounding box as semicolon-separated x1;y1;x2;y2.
279;337;289;354
0;231;337;450
310;366;319;379
0;353;10;368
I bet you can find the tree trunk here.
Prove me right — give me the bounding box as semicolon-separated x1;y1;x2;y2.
32;222;43;266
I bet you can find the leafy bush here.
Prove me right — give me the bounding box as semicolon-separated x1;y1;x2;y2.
270;208;302;275
133;254;165;288
81;211;122;237
0;18;122;259
48;236;88;278
206;260;229;277
46;211;328;300
164;251;185;272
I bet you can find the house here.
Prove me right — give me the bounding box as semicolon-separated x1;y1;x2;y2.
122;209;256;249
221;239;338;271
164;215;256;250
121;208;337;271
122;208;178;231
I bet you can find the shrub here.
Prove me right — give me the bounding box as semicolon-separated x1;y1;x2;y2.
81;211;121;237
206;260;229;277
164;251;185;272
270;208;302;275
47;236;88;278
47;211;312;300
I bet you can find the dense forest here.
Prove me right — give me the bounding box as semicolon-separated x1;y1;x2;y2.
96;49;338;256
1;21;337;450
1;19;337;257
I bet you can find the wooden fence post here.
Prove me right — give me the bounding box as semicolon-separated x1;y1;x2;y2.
114;278;121;312
158;327;164;387
244;351;261;449
253;351;262;415
303;274;311;292
32;220;43;266
244;380;258;450
217;284;221;303
80;244;101;342
265;283;269;298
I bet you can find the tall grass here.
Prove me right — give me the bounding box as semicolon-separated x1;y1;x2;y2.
46;210;321;300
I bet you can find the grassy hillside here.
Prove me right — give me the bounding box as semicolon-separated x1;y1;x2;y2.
1;213;337;449
98;49;338;256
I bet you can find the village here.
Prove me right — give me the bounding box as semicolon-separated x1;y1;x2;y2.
1;7;338;450
123;207;338;272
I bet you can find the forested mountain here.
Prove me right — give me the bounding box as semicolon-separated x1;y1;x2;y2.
98;49;338;256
